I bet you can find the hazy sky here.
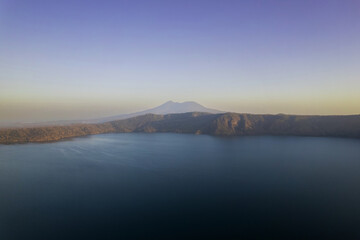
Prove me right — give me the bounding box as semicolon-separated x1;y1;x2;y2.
1;0;359;123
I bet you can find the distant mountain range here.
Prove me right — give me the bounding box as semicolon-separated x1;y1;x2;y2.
1;111;360;144
92;101;223;123
1;101;222;128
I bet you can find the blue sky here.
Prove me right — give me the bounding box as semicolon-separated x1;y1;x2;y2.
1;0;359;122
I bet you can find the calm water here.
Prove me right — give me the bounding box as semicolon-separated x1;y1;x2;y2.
1;133;360;239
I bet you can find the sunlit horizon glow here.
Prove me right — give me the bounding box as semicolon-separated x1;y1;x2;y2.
1;0;360;123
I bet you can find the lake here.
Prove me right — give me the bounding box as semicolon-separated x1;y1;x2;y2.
1;133;360;239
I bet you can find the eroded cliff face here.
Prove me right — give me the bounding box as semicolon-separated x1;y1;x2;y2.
210;113;265;135
211;113;240;135
1;112;360;144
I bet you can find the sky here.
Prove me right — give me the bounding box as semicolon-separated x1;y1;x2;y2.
0;0;359;123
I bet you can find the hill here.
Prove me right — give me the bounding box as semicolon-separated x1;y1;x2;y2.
1;112;360;144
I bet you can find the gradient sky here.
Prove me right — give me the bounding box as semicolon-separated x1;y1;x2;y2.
1;0;359;123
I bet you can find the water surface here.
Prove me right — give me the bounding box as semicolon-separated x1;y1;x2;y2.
1;133;360;239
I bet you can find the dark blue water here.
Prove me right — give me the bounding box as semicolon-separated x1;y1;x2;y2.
1;133;360;239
